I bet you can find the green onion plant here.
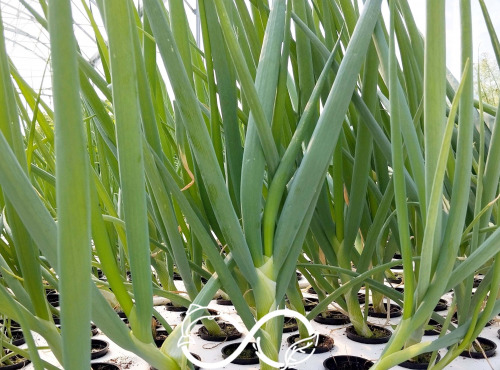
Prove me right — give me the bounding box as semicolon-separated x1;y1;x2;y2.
0;1;498;369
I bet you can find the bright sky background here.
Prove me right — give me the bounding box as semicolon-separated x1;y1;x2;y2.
0;0;499;102
406;0;500;78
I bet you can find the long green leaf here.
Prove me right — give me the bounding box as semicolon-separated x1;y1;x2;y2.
144;0;258;287
273;0;383;268
103;0;153;343
48;1;92;367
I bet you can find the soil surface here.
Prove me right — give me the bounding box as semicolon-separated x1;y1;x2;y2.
287;333;334;353
346;324;392;339
223;343;257;359
283;317;298;332
324;355;374;370
367;303;402;318
198;322;241;341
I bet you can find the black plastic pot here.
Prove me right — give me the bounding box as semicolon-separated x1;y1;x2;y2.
433;299;448;312
91;324;98;336
451;312;458;323
286;334;334;354
91;339;110;360
323;355;374;370
423;319;442;336
459;337;497;358
0;320;20;330
221;342;259;365
91;364;120;370
357;292;366;304
52;315;61;325
190;353;201;370
314;310;350;325
151;317;161;328
95;268;105;281
307;286;317;295
46;292;60;307
345;324;392;344
215;296;233;306
367;303;402;318
116;311;127;320
473;277;483;288
0;355;30;369
303;297;319;311
10;330;25;346
198;322;242;342
399;352;441;369
54;322;98;337
154;329;169;347
165;302;188;312
391;265;404;270
387;275;403;284
180;308;219;324
449;311;492;326
283;317;298;333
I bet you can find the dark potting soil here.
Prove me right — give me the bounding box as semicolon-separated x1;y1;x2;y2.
197;322;242;342
345;324;392;344
473;277;483;288
357;292;366;304
46;292;59;307
115;311;127;319
424;319;442;336
303;297;319;311
154;329;169;347
367;303;402;318
286;333;334;354
214;296;233;306
460;337;497;358
221;342;259;365
0;354;30;369
323;355;374;370
91;324;98;336
165;302;188;312
399;352;441;369
433;299;448;312
449;311;494;326
314;310;350;325
91;339;109;360
0;320;20;330
387;275;403;284
10;330;25;346
91;364;120;370
283;317;298;332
